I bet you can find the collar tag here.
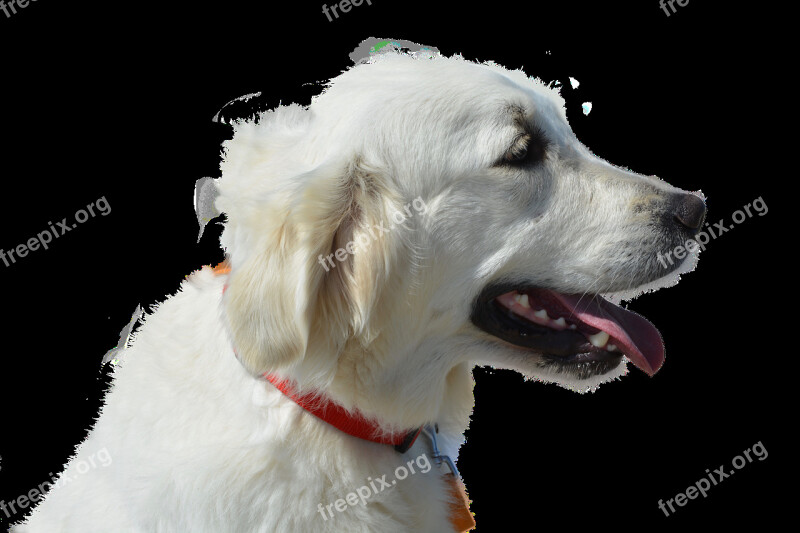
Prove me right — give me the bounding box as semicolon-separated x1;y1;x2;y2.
422;424;460;477
422;425;475;532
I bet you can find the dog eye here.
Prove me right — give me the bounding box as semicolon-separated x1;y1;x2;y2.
505;139;529;162
503;130;548;166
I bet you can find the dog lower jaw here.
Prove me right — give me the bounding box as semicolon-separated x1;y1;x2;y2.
479;335;625;380
476;345;630;393
539;353;624;380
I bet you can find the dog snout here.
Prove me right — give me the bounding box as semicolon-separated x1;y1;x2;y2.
670;192;706;234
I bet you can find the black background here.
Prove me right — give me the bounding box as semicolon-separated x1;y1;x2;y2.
0;1;787;530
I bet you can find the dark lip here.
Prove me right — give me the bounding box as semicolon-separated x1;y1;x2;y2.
470;282;623;372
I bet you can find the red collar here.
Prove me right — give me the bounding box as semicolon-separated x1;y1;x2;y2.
264;373;422;453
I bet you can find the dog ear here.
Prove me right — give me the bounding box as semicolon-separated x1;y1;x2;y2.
221;155;400;377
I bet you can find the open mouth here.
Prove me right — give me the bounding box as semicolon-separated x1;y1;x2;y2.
471;285;665;377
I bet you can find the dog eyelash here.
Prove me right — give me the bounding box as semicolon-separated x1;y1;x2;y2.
505;135;530;161
502;128;549;166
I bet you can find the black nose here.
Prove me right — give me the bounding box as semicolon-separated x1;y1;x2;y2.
673;193;706;231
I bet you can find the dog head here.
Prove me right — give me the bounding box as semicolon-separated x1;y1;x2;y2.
217;51;705;428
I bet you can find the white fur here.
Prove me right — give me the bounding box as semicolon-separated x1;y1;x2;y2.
16;50;696;532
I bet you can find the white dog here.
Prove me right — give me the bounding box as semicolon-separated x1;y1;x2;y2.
15;48;705;532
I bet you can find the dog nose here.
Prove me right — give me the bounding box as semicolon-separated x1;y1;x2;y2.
672;193;706;231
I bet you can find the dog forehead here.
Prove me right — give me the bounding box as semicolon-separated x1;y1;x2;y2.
316;56;559;122
308;56;574;162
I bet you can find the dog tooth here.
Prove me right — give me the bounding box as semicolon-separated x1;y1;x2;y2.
518;294;530;308
588;331;610;348
534;309;548;320
569;324;577;330
513;294;522;303
553;317;566;328
606;344;618;352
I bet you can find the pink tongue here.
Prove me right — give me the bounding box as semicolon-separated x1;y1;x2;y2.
549;291;665;376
